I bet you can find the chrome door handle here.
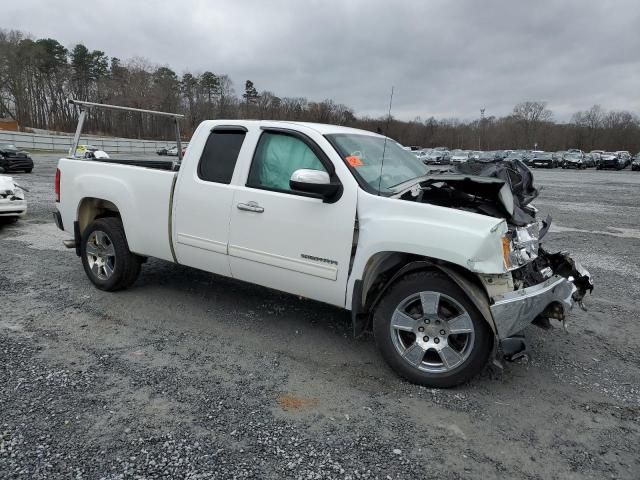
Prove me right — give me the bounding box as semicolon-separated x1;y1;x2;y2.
237;201;264;213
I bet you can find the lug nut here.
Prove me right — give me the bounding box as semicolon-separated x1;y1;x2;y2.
424;319;430;324
418;327;424;332
434;337;440;344
435;320;441;325
423;336;429;342
440;329;446;335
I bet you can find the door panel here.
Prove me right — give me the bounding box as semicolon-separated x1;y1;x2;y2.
228;129;356;307
172;129;247;276
228;186;356;306
173;180;235;276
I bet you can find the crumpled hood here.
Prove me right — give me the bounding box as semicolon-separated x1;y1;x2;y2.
0;175;22;196
392;158;539;226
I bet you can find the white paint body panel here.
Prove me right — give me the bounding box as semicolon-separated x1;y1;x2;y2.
56;159;176;261
56;119;509;311
344;189;507;309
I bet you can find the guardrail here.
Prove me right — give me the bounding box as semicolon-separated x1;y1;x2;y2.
0;130;186;154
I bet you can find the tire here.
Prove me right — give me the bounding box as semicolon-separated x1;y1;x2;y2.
373;270;492;388
25;168;32;173
80;217;141;291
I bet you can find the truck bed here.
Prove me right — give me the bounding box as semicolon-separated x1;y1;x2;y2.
56;157;178;262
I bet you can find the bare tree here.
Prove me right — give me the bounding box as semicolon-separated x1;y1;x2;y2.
511;101;553;148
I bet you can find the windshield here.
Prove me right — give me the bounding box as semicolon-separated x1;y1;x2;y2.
327;133;426;194
451;150;466;156
565;153;582;159
535;153;552;159
0;144;18;150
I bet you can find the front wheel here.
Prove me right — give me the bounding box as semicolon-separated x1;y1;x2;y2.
373;270;492;388
80;217;141;291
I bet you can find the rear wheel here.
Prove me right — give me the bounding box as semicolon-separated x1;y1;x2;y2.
373;270;492;388
80;217;141;291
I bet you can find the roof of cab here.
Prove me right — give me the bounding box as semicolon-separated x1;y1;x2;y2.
200;119;383;137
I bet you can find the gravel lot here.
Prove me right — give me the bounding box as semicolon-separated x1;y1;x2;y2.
1;153;639;479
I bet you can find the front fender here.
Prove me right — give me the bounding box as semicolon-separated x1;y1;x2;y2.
346;190;507;309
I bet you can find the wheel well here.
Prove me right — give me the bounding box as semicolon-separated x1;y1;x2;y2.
77;197;121;235
353;252;493;336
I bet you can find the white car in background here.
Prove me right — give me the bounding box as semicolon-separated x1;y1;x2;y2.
414;149;430;162
0;175;27;221
167;146;180;156
450;149;470;164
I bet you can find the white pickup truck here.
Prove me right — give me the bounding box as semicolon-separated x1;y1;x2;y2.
54;117;593;387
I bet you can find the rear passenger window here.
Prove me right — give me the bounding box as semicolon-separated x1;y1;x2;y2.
197;130;246;183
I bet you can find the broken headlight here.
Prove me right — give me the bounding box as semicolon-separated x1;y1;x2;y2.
503;221;542;269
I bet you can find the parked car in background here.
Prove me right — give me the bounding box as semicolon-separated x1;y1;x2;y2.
590;150;604;166
529;152;555;168
505;151;525;163
414;149;430;163
521;151;541;167
167;146;183;156
156;145;172;156
450;149;469;164
0;175;27;221
552;151;566;167
562;152;586;169
631;154;640;171
582;153;596;168
0;144;34;173
423;149;450;165
472;151;500;162
596;152;623;170
468;151;483;161
615;151;632;169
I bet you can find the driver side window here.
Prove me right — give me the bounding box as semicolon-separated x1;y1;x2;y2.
247;132;327;192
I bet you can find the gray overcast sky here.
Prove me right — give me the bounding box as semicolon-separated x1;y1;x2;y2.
6;0;640;121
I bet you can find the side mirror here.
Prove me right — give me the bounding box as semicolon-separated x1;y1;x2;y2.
290;169;341;201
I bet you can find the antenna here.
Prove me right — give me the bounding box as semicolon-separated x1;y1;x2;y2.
377;86;394;196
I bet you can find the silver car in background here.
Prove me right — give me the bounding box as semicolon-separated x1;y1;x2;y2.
450;149;470;164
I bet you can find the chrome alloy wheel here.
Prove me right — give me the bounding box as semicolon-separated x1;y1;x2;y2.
86;230;116;280
390;291;475;373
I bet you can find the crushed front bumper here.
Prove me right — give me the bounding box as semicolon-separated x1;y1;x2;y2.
491;275;576;339
0;201;27;217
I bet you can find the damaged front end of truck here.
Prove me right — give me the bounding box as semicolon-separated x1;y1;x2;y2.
392;158;594;360
0;175;28;220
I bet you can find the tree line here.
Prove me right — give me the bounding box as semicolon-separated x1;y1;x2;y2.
1;29;639;152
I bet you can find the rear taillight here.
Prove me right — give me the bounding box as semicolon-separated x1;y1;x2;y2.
55;168;60;202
